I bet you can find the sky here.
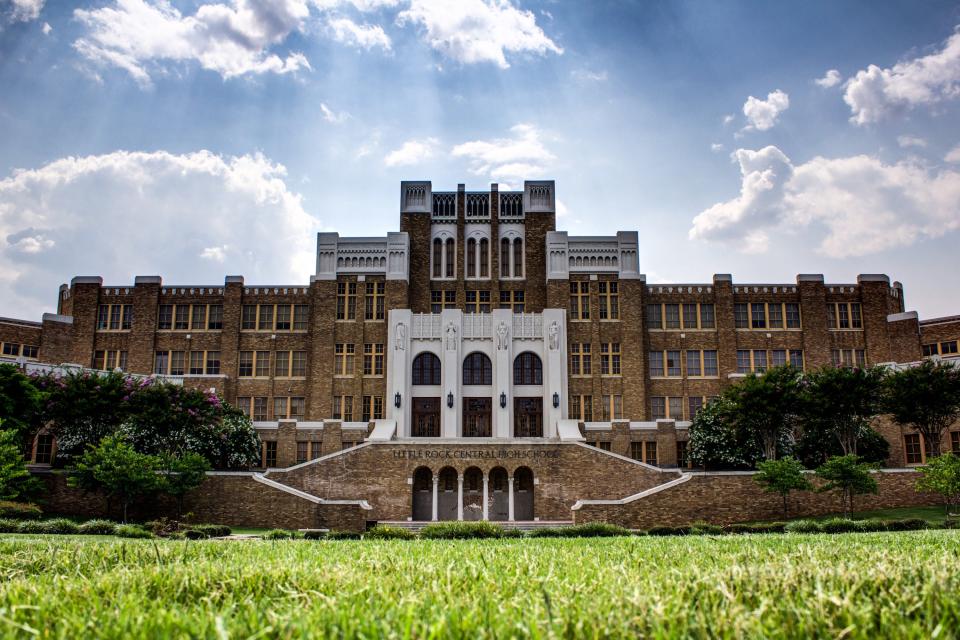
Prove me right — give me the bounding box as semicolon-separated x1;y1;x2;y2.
0;0;959;320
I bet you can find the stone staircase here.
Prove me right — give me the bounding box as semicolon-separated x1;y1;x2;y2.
377;520;574;532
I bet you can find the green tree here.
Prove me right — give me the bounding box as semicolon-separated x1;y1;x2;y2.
815;455;879;518
754;456;813;518
68;436;163;522
728;366;803;460
688;396;765;469
0;363;45;447
884;360;960;458
794;424;890;468
0;424;42;501
916;452;960;516
801;366;887;456
161;452;210;519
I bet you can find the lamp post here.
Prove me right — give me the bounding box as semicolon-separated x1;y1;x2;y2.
394;392;402;408
500;392;507;408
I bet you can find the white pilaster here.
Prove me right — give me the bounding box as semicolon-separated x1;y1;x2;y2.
387;309;413;438
431;476;438;521
508;475;515;521
457;475;464;521
492;308;513;437
542;308;567;438
482;474;489;521
440;309;462;438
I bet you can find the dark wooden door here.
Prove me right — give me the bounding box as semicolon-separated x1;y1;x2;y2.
463;398;492;437
514;398;543;437
412;397;440;437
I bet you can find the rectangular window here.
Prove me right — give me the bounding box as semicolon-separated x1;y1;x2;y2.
601;343;621;376
465;290;491;313
335;343;355;376
274;351;290;377
191;304;206;330
93;350;127;371
922;343;937;357
1;343;18;357
97;305;109;330
700;304;715;329
837;303;849;329
169;351;185;376
686;350;702;376
363;343;384;376
646;304;662;329
753;349;767;372
263;441;277;467
291;351;307;377
751;303;767;329
154;351;169;375
569;281;590;320
676;441;689;468
943;341;959;355
683;304;698;329
253;397;268;422
736;350;751;374
630;441;644;461
688;396;704;418
850;303;863;329
174;305;189;330
296;441;309;464
35;434;54;464
254;351;270;377
238;351;253;377
952;431;960;455
768;303;783;329
275;305;291;330
570;343;591;376
22;345;39;359
158;304;173;330
337;283;357;320
666;350;681;377
121;305;132;330
273;396;289;420
365;281;385;320
651;397;666;420
649;351;664;377
189;351;205;375
644;441;658;466
785;303;801;328
433;289;458;313
362;395;384;422
703;350;718;376
596;441;612;451
208;304;223;330
668;397;683;419
236;397;252;417
734;303;749;328
293;304;309;330
664;304;681;329
570;395;593;421
241;305;257;329
499;290;524;312
291;397;305;420
98;304;131;330
789;349;804;369
333;395;353;421
206;351;221;375
601;394;623;421
257;305;274;331
771;349;786;367
598;281;619;320
904;433;923;465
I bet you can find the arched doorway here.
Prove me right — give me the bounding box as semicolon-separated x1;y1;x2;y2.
437;467;458;521
488;467;509;521
463;467;484;521
514;466;534;520
411;467;432;521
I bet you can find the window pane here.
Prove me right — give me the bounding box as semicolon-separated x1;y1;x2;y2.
682;304;698;329
734;303;748;328
700;304;715;328
664;304;680;329
646;304;662;329
751;303;766;329
703;350;718;376
686;351;701;376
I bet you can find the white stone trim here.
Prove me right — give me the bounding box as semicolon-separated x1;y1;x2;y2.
571;473;692;508
252;473;372;509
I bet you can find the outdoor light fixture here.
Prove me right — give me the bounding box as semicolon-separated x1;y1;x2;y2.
553;392;560;409
447;392;454;408
394;392;402;408
500;392;507;408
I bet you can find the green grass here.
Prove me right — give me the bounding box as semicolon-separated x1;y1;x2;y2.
0;532;958;638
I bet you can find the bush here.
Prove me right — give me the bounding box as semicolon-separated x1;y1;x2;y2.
183;529;208;540
325;531;361;540
363;525;415;541
419;521;507;539
883;518;929;531
190;524;232;538
0;518;21;532
115;524;153;539
852;520;888;533
145;518;182;537
302;530;327;540
500;528;526;538
78;519;117;535
689;522;724;535
784;520;822;534
819;518;860;534
726;522;787;534
646;526;689;536
941;519;960;530
18;518;81;535
0;501;42;520
263;529;302;540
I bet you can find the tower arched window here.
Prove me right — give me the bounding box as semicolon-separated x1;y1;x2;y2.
412;352;441;386
445;238;455;278
467;238;477;278
479;238;489;278
512;238;524;279
513;352;542;385
462;352;492;385
432;239;442;278
500;238;510;277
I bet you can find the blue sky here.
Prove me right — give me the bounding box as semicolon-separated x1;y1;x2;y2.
1;0;959;319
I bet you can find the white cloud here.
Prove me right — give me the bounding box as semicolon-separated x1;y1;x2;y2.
711;143;724;153
815;69;842;88
741;89;790;131
41;21;50;34
73;0;312;87
0;150;319;318
722;114;735;125
384;137;440;166
5;0;43;22
843;29;960;125
571;69;607;82
946;144;960;163
320;102;350;123
451;123;555;182
396;0;562;68
312;0;400;10
690;145;960;257
327;16;391;50
897;135;927;149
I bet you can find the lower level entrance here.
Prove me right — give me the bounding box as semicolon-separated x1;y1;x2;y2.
514;397;543;437
411;397;440;437
462;398;492;437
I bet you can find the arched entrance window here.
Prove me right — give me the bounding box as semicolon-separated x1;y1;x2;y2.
514;466;534;520
412;467;432;521
462;352;492;385
513;352;542;385
412;352;441;385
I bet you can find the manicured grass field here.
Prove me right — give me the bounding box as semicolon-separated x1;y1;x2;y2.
0;532;958;639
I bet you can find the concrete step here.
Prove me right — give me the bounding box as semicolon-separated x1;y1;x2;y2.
377;520;574;532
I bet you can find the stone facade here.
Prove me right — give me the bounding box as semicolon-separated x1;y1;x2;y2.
2;179;959;529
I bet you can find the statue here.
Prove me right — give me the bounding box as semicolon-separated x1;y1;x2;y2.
445;322;457;351
395;323;406;350
548;321;560;350
496;322;509;350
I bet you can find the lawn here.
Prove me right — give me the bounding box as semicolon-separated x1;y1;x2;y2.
0;532;958;639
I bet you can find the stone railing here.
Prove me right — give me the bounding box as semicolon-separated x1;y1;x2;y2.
411;314;442;339
512;313;543;339
462;314;492;339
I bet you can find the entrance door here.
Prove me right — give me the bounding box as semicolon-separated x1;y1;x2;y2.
514;466;534;520
412;467;432;521
463;398;492;437
411;398;440;437
437;467;458;520
514;398;543;437
489;467;509;521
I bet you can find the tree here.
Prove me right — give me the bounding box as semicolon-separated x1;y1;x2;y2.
884;360;960;458
754;456;813;518
688;396;765;469
0;424;42;501
801;366;886;456
916;452;960;516
161;452;210;519
728;366;803;460
794;424;890;468
815;455;879;518
0;363;44;448
68;436;163;522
